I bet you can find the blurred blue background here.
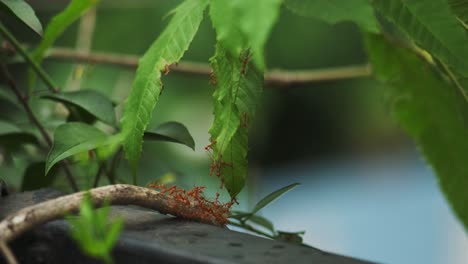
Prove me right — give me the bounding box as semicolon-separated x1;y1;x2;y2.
1;1;467;263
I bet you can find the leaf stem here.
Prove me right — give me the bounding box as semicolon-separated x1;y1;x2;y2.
228;220;275;239
439;62;468;104
0;64;79;192
0;23;58;93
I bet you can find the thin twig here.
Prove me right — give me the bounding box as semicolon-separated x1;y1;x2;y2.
0;241;17;264
107;148;122;184
0;184;226;243
228;220;275;239
42;47;372;85
0;23;58;93
66;7;96;91
93;162;106;188
0;65;79;192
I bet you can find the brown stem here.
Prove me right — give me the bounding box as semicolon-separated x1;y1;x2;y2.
0;65;79;192
0;184;225;243
42;47;371;85
93;162;106;188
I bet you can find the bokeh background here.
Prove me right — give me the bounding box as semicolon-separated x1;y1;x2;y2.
1;1;467;263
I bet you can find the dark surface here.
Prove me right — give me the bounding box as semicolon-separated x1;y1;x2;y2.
0;189;374;264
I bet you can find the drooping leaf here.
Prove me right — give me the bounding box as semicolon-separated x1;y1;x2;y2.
46;122;109;175
210;0;282;69
0;120;38;147
372;0;468;77
120;0;208;176
365;34;468;230
143;121;195;150
0;0;43;35
209;45;264;197
250;183;300;216
29;0;99;90
448;0;468;25
41;90;116;125
21;162;58;191
284;0;379;33
247;214;276;234
67;193;122;264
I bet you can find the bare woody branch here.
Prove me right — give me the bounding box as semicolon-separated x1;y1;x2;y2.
0;184;226;243
43;47;372;85
0;241;17;264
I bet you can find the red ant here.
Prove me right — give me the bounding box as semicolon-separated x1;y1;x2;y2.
164;64;171;75
209;70;217;86
242;112;248;128
240;53;251;75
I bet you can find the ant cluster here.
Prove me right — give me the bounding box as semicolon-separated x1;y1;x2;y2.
148;183;234;226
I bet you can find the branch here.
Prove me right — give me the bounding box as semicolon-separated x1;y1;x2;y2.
43;47;371;85
0;23;58;93
0;65;79;192
0;241;17;264
0;184;226;243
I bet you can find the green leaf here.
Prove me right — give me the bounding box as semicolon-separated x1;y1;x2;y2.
0;0;43;35
275;230;305;244
284;0;379;33
67;193;122;264
250;183;300;216
372;0;468;77
448;0;468;25
209;0;282;69
229;210;252;220
29;0;99;90
41;90;116;125
365;34;468;230
143;121;195;150
120;0;208;176
21;162;58;191
46;122;109;175
247;214;275;234
0;120;38;146
209;45;264;197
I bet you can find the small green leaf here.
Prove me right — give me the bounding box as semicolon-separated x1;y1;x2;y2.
0;0;43;35
284;0;379;33
21;162;58;191
46;122;109;175
143;121;195;150
121;0;208;176
365;33;468;230
372;0;468;77
0;120;38;146
29;0;99;90
275;230;305;244
67;193;122;264
250;183;300;216
41;90;116;125
229;210;252;220
247;215;275;234
210;0;282;69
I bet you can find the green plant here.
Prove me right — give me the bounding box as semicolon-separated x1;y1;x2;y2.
66;193;123;264
1;0;468;261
